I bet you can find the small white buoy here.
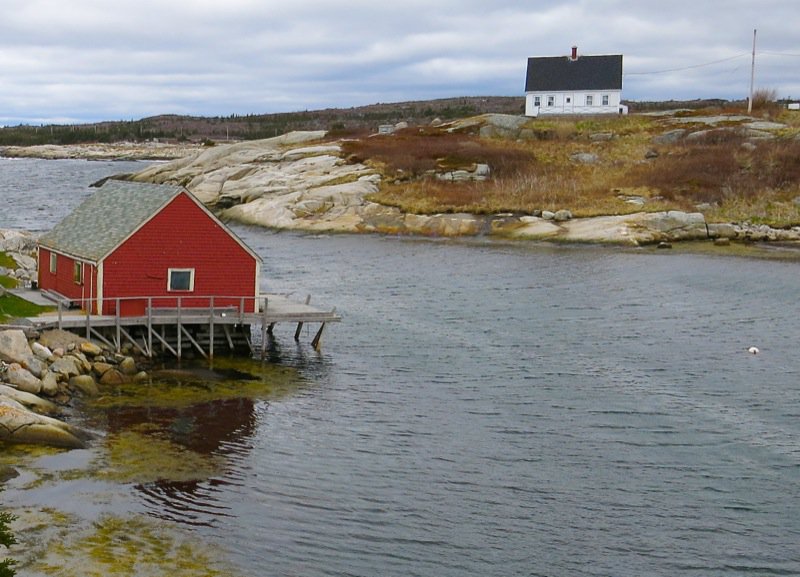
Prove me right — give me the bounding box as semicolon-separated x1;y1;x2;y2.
748;346;760;354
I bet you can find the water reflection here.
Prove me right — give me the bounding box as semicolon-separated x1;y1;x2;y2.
84;359;304;527
104;396;259;455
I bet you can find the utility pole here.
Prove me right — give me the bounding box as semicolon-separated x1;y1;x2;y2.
748;28;757;113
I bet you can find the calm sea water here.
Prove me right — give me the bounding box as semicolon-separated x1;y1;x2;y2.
2;158;800;576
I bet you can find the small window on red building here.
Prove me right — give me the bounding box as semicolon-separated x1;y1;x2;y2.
50;253;57;274
73;261;83;285
168;268;195;292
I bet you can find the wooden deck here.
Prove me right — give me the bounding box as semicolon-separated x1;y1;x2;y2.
6;290;340;359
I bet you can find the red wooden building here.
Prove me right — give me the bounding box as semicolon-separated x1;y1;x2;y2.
38;180;261;317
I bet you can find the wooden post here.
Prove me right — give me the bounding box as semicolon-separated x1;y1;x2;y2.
311;307;335;351
209;296;215;359
115;298;121;353
748;28;757;114
177;296;182;360
295;295;312;340
85;307;90;339
57;301;63;330
261;297;268;357
223;324;234;350
311;323;326;351
147;297;153;357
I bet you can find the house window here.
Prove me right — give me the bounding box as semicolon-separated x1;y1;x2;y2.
585;95;594;106
73;261;83;285
168;268;195;292
602;94;609;106
547;95;555;107
566;97;571;104
49;252;57;274
534;96;541;107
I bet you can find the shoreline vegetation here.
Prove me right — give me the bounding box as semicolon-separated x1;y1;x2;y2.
2;98;800;246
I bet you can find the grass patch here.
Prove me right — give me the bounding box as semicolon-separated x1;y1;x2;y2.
0;293;54;324
0;252;16;269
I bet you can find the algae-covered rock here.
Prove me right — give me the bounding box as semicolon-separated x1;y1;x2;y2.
79;341;103;357
0;383;58;414
49;356;81;378
69;374;99;397
119;356;138;376
92;362;114;377
40;371;60;397
100;369;126;385
0;399;92;449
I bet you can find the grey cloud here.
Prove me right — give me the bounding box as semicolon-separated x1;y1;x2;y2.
1;0;798;124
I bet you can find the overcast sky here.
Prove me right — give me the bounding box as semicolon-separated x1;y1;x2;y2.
1;0;797;125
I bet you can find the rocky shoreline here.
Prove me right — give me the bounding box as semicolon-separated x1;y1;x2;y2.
113;128;800;246
1;327;149;449
4;114;800;246
1;141;202;161
1;230;150;450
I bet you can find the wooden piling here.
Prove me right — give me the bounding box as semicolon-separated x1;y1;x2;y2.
23;293;339;360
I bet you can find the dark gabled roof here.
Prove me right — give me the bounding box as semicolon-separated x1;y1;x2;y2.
38;180;187;262
525;54;623;92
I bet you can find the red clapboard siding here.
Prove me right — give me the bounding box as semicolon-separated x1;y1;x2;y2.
37;247;97;309
101;192;258;316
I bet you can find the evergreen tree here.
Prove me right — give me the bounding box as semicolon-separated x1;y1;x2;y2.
0;510;16;577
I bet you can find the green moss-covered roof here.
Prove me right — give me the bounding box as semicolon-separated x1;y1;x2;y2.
38;180;185;262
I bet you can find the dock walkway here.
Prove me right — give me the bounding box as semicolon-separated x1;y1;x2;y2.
5;290;340;359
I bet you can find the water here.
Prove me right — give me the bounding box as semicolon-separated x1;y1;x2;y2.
0;157;146;232
2;158;800;576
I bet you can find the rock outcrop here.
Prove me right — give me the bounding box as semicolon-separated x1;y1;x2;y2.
0;142;201;161
0;328;147;449
125;132;389;233
0;229;38;288
112;115;800;245
0;398;91;449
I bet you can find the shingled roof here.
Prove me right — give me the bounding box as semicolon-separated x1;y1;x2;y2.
525;54;623;92
38;180;185;262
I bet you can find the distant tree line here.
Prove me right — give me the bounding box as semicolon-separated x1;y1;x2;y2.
0;97;525;146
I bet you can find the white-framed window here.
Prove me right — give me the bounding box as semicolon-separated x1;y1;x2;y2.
585;95;594;106
168;268;195;292
49;252;57;274
602;94;609;106
547;95;555;107
534;96;541;107
73;261;83;285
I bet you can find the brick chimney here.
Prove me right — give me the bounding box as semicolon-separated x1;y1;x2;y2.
570;45;578;60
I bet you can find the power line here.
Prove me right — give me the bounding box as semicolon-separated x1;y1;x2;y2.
759;50;800;58
624;53;749;76
625;49;799;77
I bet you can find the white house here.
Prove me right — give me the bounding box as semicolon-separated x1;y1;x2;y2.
524;47;627;117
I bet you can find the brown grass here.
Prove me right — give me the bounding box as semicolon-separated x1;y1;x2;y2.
341;129;536;180
346;113;800;226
